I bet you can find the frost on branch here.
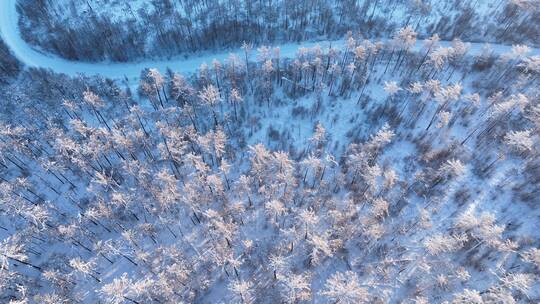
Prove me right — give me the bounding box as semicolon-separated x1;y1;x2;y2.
320;271;370;304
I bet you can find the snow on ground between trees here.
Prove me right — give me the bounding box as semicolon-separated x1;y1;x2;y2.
1;3;540;304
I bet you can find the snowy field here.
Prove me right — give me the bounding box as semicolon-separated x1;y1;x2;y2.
1;0;540;303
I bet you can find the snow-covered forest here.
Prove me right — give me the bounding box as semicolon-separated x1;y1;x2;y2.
1;0;540;303
17;0;540;61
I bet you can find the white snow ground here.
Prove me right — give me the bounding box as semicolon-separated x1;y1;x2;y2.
1;1;540;303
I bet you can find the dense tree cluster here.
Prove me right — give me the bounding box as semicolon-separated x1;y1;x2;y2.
1;27;540;303
17;0;540;62
0;39;22;84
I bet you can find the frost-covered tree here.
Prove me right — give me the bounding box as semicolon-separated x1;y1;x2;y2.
320;271;369;304
521;248;540;267
69;257;100;282
309;123;326;153
279;272;312;303
265;200;286;227
229;88;243;120
100;273;136;304
504;130;534;154
423;234;466;255
199;84;222;126
229;280;254;304
170;73;194;106
451;289;483;304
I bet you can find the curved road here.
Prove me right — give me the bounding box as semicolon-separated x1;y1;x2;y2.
0;0;345;82
1;0;538;82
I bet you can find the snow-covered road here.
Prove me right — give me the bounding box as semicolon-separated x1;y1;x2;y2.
0;0;345;82
1;0;538;82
